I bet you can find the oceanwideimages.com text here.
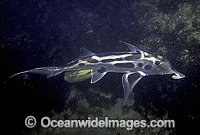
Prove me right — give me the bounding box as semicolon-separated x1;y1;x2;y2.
25;116;175;130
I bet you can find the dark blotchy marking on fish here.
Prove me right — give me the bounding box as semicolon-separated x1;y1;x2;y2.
144;65;152;70
137;63;143;67
101;59;114;63
98;67;106;73
67;61;78;66
115;58;123;61
87;59;99;63
114;63;135;68
78;63;85;66
124;55;141;61
97;52;130;57
101;58;123;63
155;61;160;65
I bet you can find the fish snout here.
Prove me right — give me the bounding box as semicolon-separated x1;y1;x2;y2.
172;70;185;79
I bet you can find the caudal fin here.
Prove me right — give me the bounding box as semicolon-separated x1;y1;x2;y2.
9;67;64;79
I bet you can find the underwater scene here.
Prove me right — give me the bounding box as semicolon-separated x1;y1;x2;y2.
1;0;200;135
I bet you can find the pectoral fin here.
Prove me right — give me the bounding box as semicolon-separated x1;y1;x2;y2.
121;71;146;107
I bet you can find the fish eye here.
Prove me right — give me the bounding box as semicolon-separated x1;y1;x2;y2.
155;61;160;65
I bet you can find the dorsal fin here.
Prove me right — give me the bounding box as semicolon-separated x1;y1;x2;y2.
119;41;138;53
120;41;144;53
137;44;146;52
80;47;95;58
67;48;95;65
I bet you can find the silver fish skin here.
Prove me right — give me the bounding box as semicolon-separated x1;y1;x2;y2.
9;42;185;106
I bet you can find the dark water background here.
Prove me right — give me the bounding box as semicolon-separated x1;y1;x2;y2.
1;0;199;135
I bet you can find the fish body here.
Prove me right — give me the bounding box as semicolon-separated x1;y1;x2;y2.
9;42;185;106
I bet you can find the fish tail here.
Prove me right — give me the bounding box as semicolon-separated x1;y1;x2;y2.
9;67;65;79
